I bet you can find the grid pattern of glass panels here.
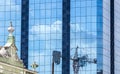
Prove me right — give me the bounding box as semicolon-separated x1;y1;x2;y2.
96;0;103;73
103;0;110;74
115;0;120;74
29;0;62;74
0;0;21;56
70;0;97;74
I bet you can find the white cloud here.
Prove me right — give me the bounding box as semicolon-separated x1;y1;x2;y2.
29;20;62;41
71;23;81;32
30;20;62;34
30;20;96;40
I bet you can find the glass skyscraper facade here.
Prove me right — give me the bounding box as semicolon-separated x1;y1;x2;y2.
70;0;110;74
0;0;119;74
70;0;97;74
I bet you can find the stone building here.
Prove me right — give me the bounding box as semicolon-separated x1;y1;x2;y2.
0;22;37;74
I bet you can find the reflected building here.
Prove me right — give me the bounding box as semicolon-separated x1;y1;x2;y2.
0;22;37;74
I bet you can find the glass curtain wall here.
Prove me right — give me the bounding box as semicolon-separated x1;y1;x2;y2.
70;0;97;74
29;0;62;74
70;0;111;74
114;0;120;74
0;0;21;56
102;0;110;74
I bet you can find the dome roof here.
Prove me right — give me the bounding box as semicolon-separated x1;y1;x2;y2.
8;22;14;34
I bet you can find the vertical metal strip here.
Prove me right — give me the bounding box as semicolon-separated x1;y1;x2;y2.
62;0;70;74
110;0;114;74
21;0;29;68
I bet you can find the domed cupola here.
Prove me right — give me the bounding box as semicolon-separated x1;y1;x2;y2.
8;22;14;36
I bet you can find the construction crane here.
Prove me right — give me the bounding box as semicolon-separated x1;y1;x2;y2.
71;46;97;74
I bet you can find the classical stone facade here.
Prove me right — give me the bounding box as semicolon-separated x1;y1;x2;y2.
0;22;37;74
